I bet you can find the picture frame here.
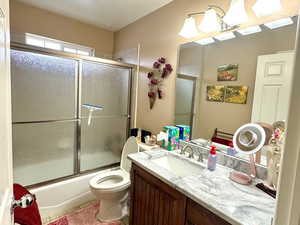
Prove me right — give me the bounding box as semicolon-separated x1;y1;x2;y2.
217;64;238;81
224;86;248;104
206;85;225;102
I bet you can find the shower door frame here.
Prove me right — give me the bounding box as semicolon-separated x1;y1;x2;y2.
11;42;134;188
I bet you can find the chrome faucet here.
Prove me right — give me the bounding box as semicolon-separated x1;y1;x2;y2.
180;145;194;158
195;149;204;162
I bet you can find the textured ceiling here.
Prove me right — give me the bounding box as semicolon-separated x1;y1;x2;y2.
15;0;174;31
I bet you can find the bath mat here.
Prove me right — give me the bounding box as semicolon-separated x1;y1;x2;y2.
47;202;122;225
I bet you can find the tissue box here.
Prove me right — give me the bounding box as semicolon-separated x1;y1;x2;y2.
176;125;191;142
162;126;180;151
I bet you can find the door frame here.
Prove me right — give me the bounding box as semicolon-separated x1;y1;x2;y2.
274;13;300;225
0;0;12;224
175;73;197;136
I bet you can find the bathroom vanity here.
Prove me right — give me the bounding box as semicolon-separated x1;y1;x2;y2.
128;149;275;225
130;163;230;225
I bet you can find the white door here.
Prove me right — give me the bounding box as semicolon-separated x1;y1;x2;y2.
0;0;13;224
251;52;295;124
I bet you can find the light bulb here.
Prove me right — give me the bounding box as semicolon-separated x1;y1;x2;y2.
179;17;199;38
199;9;221;33
252;0;282;17
223;0;249;26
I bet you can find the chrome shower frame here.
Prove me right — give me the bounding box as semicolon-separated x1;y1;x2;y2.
11;42;135;189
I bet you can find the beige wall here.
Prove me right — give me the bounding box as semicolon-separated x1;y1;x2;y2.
197;24;296;140
178;44;202;76
114;0;300;134
10;0;114;58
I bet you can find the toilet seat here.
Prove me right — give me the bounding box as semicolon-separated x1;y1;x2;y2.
88;137;139;222
89;169;130;192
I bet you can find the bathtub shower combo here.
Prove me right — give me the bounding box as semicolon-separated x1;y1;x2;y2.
10;44;133;219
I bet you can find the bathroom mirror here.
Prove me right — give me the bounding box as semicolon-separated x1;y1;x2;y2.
176;16;298;166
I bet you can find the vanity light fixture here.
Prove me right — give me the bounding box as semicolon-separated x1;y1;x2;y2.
179;4;241;38
179;17;199;38
214;32;236;41
264;17;293;29
194;37;215;45
252;0;282;17
237;25;262;35
198;8;221;33
223;0;248;27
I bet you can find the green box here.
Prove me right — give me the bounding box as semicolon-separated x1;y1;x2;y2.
162;126;180;151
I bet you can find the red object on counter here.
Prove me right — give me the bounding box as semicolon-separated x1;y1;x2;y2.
13;184;42;225
210;145;217;154
211;137;233;146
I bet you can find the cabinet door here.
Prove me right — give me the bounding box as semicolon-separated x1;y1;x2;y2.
130;164;186;225
186;199;231;225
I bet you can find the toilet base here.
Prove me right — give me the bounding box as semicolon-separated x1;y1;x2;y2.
96;198;129;222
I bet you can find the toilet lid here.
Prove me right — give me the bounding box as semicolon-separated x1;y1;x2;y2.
120;136;139;173
89;169;130;192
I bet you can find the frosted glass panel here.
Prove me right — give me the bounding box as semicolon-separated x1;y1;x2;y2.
80;117;128;171
175;78;195;126
81;61;130;117
11;50;77;122
13;122;76;186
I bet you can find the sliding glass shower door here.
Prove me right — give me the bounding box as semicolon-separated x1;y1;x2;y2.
11;50;77;186
11;48;132;187
80;61;131;171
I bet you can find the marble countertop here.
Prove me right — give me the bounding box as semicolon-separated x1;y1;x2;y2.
128;149;275;225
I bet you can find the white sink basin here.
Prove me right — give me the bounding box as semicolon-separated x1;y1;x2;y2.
151;154;205;177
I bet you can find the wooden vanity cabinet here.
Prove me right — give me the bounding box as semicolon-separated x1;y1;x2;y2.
129;163;187;225
130;163;231;225
185;199;231;225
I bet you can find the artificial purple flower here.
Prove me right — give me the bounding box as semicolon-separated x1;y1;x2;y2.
158;89;163;99
151;79;158;85
165;64;173;73
161;68;168;78
148;91;156;98
153;61;161;69
147;72;154;79
158;57;166;64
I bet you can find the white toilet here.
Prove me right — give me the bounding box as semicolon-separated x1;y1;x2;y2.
89;136;139;222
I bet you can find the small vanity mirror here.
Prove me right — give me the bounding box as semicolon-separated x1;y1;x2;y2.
230;123;267;184
176;16;298;166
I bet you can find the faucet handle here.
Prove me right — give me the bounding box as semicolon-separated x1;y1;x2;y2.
197;153;203;162
195;149;204;162
180;147;185;155
188;151;194;159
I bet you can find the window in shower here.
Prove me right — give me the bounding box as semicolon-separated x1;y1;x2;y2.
11;48;132;187
24;33;95;56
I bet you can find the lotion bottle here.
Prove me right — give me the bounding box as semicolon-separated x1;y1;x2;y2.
207;145;217;171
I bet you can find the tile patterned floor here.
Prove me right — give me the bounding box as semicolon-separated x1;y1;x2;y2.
47;202;125;225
